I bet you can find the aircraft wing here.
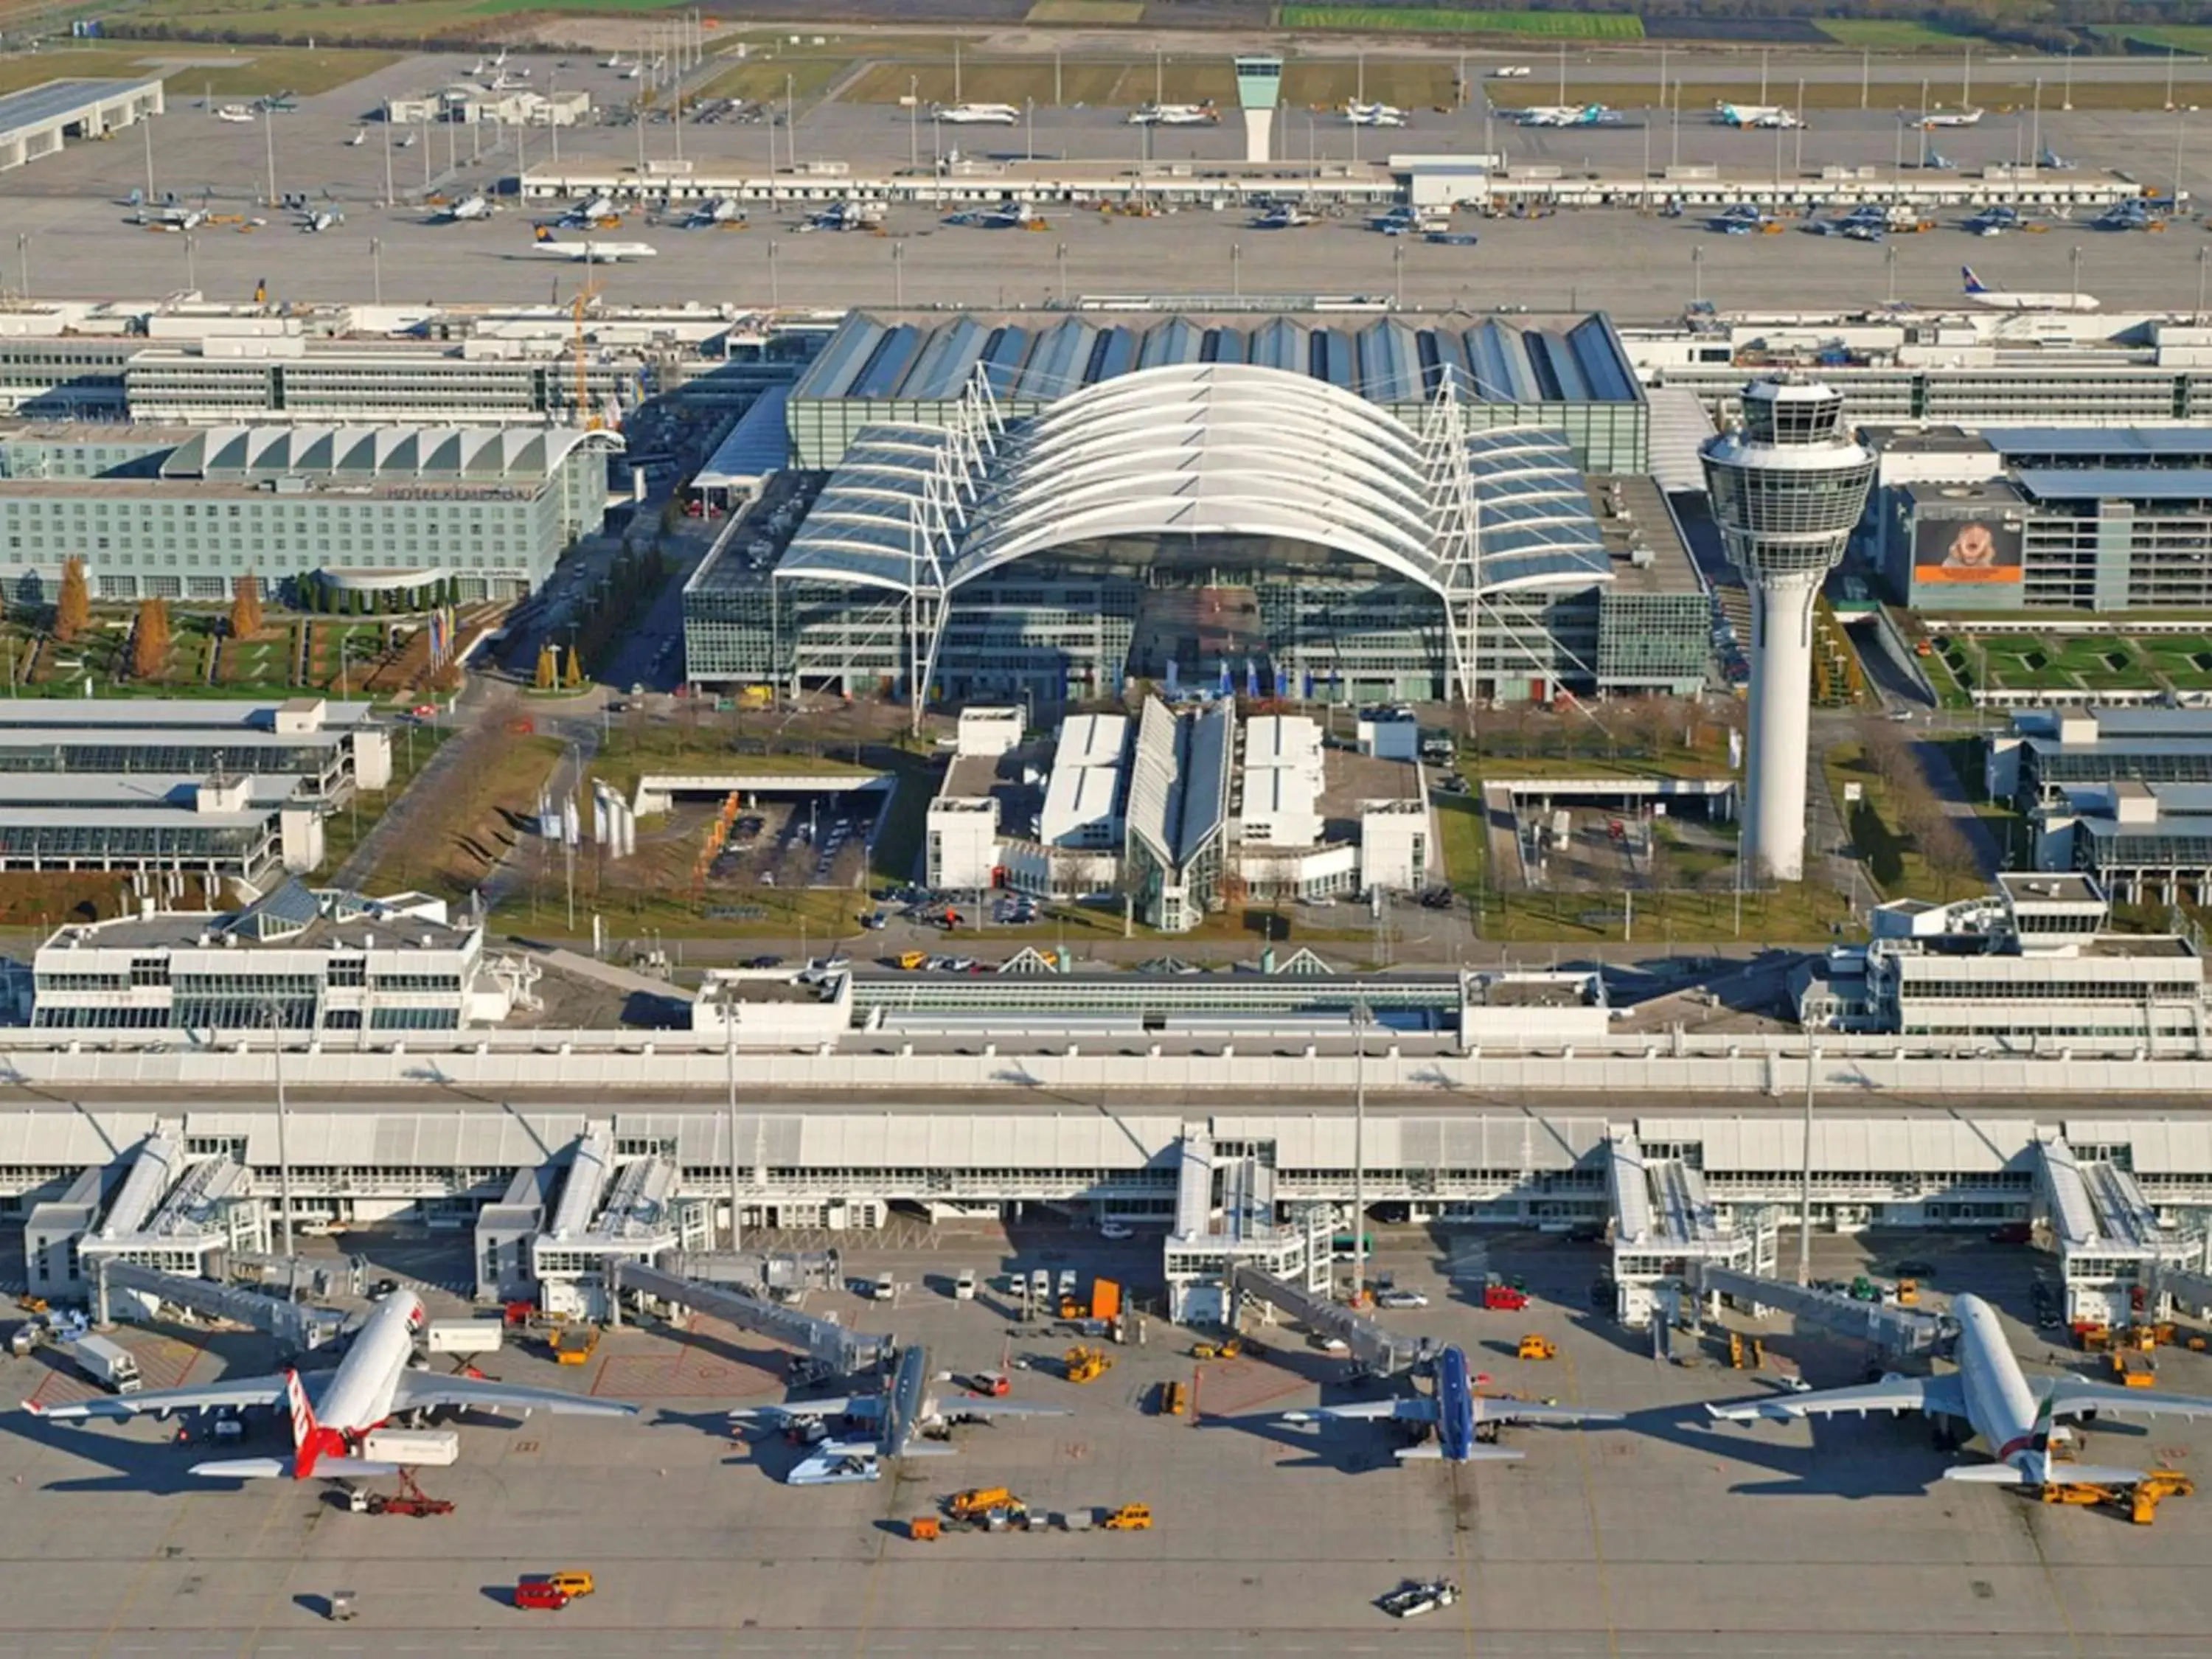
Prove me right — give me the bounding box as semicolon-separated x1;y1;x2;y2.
941;1400;1070;1420
24;1374;288;1422
1705;1374;1967;1423
1284;1399;1441;1426
390;1372;639;1418
1477;1399;1624;1427
2044;1378;2212;1423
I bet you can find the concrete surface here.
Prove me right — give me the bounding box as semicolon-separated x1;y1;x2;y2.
5;1227;2212;1654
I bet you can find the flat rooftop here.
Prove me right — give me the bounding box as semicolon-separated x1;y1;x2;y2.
1589;472;1701;596
0;77;159;136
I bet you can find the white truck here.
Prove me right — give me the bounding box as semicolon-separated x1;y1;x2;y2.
422;1320;504;1356
72;1334;142;1394
358;1427;459;1467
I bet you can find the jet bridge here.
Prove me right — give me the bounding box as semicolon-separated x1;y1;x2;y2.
1688;1265;1947;1357
1227;1262;1433;1379
94;1260;344;1352
2034;1132;2196;1326
611;1259;889;1377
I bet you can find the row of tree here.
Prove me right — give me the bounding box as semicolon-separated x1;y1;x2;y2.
129;598;173;681
295;572;464;617
571;547;669;678
1857;723;1980;892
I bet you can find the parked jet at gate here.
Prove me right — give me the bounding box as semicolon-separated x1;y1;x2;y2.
1283;1344;1621;1464
1512;103;1619;128
24;1290;637;1480
1707;1293;2212;1486
1962;265;2098;311
731;1343;1067;1483
934;102;1020;125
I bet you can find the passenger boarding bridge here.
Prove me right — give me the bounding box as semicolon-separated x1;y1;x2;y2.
24;1129;265;1300
1605;1128;1778;1328
2033;1131;2202;1326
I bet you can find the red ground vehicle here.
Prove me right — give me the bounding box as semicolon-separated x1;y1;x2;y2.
1481;1284;1530;1312
515;1581;571;1612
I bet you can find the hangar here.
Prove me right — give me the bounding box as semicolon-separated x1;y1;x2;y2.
0;77;163;173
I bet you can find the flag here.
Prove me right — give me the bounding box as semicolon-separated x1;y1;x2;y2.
1728;728;1744;770
1164;659;1178;695
1245;659;1259;698
1303;669;1315;700
1217;660;1231;697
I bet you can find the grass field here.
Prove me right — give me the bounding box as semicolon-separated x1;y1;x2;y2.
366;731;563;901
2090;24;2212;55
843;54;1456;109
701;52;855;103
1814;18;1980;50
2143;633;2212;689
0;41;401;94
1025;0;1145;22
1280;7;1642;38
1825;742;1981;903
1543;77;2168;113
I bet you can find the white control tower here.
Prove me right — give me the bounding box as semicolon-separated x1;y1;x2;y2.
1700;377;1874;883
1234;55;1282;164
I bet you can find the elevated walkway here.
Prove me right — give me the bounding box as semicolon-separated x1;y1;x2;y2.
95;1260;344;1352
1691;1265;1946;1356
611;1259;888;1376
1228;1262;1432;1378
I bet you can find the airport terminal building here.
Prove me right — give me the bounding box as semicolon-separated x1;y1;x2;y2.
684;310;1707;707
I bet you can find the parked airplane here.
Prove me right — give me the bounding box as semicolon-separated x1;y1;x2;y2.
561;192;617;226
2039;147;2075;170
1961;265;2098;311
934;102;1020;125
146;206;207;232
1252;204;1316;229
299;208;344;233
731;1343;1068;1482
945;201;1040;229
1284;1345;1621;1464
1707;1293;2212;1487
797;200;885;232
1127;102;1218;125
24;1290;636;1481
1490;63;1533;78
214;104;254;123
2097;198;2156;232
1513;103;1618;128
347;128;366;146
600;53;625;69
685;196;745;227
436;192;492;223
530;233;657;261
1922;106;1983;128
491;73;530;91
1965;204;2024;237
1714;102;1800;128
1346;100;1409;128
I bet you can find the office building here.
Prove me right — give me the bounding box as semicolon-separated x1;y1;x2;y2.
0;698;390;803
0;422;619;605
31;880;515;1033
1991;706;2212;809
1701;376;1876;880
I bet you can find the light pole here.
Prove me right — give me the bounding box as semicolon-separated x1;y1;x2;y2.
13;232;26;299
1351;1000;1368;1307
1885;241;1898;305
264;105;278;208
767;237;780;308
381;118;394;206
785;72;797;170
1795;1039;1816;1285
268;1002;294;1263
909;75;919;170
891;239;905;307
1391;241;1404;309
2070;243;2082;310
1230;240;1240;299
725;996;740;1248
1691;242;1703;305
184;232;198;293
1055;240;1068;306
2197;245;2208;323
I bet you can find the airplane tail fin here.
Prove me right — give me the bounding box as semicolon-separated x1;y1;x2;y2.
285;1369;346;1479
1961;265;1989;293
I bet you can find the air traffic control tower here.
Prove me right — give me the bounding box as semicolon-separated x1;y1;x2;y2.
1235;54;1283;163
1700;376;1874;883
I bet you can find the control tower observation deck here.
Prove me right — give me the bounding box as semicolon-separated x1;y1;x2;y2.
1699;377;1874;883
1234;55;1282;164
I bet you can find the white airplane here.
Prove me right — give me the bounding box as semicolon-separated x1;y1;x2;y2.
562;192;617;226
686;196;745;227
1252;204;1316;229
1514;102;1618;128
1490;64;1533;78
799;200;885;232
531;234;657;262
601;53;625;69
397;131;417;148
347;128;366;147
934;102;1020;126
622;63;643;80
491;73;529;91
1346;101;1409;128
437;192;492;223
24;1290;636;1481
1922;106;1983;128
731;1344;1067;1484
300;208;344;233
1127;101;1218;125
1715;101;1801;129
1284;1345;1621;1464
214;104;254;124
1707;1293;2212;1489
147;207;206;232
1962;265;2098;312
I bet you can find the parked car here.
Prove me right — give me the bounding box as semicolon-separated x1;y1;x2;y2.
1374;1288;1430;1310
1099;1222;1135;1242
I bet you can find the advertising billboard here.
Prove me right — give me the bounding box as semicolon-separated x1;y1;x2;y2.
1913;515;2023;585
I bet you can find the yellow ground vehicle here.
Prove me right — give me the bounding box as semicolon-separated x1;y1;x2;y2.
1159;1380;1188;1416
1192;1336;1242;1361
15;1296;46;1315
1895;1279;1920;1307
947;1486;1014;1520
1064;1345;1112;1383
1102;1503;1152;1530
2042;1470;2193;1523
552;1326;600;1366
2112;1348;2157;1388
1517;1335;1558;1361
909;1516;941;1541
897;950;928;970
542;1572;595;1598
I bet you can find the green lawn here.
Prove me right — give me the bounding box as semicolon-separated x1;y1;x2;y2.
588;726;880;804
1025;0;1145;21
2143;633;2212;689
316;724;452;879
1280;7;1644;38
1815;18;1982;50
13;39;403;92
2089;24;2212;55
1824;742;1980;904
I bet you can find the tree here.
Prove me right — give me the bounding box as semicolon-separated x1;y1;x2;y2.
534;640;557;691
55;556;89;643
131;597;170;681
563;643;585;690
229;574;263;641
